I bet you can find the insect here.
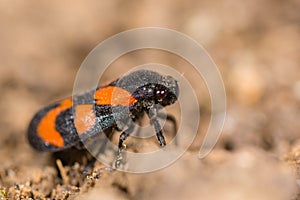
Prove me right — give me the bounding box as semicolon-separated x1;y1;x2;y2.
27;70;179;159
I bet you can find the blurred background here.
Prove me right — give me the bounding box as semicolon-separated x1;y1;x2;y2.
0;0;300;199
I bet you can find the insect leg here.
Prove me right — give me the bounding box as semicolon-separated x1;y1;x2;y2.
157;113;177;135
118;122;136;153
148;107;166;147
115;122;135;168
157;113;178;145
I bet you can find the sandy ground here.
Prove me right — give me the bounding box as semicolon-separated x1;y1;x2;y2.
0;0;300;199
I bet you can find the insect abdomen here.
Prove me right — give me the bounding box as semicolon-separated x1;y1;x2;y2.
27;99;79;151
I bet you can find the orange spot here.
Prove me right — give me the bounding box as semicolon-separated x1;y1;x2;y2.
37;98;73;147
94;86;137;106
74;105;96;135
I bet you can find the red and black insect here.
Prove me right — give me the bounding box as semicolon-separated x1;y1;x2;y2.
27;70;179;156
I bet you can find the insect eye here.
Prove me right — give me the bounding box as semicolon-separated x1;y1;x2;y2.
156;90;167;100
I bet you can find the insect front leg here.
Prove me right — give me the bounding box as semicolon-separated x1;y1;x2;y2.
157;112;178;145
147;107;166;147
157;113;177;135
